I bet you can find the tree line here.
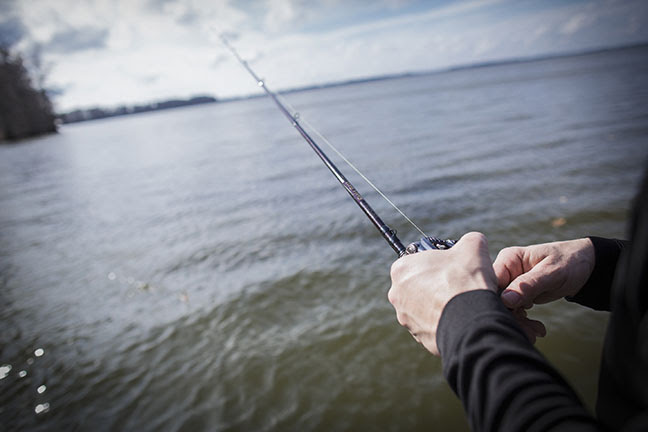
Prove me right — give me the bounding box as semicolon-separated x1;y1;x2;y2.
60;96;217;124
0;46;57;142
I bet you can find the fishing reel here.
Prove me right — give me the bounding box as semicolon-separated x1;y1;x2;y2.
405;236;456;254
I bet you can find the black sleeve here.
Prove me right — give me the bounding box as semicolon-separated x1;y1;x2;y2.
594;170;648;429
437;290;601;432
565;237;629;312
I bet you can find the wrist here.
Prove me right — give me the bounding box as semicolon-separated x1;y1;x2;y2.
565;237;596;298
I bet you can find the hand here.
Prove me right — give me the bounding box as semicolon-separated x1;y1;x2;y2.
492;238;595;340
493;238;595;308
388;232;498;356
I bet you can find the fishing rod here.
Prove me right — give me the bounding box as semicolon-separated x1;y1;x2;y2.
221;35;455;256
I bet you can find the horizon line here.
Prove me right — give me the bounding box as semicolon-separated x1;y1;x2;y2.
59;40;648;115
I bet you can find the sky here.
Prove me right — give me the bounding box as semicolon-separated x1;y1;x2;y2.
1;0;647;112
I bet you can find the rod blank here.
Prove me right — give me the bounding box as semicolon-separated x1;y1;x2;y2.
221;36;407;256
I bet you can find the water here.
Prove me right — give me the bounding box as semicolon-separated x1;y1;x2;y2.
1;45;647;431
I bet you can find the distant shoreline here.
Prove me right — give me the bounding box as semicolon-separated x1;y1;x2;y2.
276;41;648;94
59;96;218;124
59;41;648;125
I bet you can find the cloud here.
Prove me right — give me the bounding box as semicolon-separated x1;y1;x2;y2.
0;0;27;48
0;0;18;15
176;8;199;26
9;0;647;111
46;26;109;53
138;74;160;84
147;0;173;7
211;54;228;68
561;12;595;35
0;17;27;48
150;0;199;26
263;0;299;33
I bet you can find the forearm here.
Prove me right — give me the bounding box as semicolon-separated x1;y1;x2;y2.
438;290;600;432
566;237;629;311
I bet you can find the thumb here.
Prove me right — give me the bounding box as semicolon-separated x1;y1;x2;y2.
500;259;558;308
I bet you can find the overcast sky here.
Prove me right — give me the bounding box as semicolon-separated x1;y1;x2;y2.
2;0;647;112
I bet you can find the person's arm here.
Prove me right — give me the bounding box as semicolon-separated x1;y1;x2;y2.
438;290;599;431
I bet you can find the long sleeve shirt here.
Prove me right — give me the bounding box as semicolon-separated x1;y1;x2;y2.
436;172;648;431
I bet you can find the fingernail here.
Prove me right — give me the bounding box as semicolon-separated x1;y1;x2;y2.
501;290;521;307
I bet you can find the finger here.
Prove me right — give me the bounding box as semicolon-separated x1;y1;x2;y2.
493;247;524;291
513;308;547;337
500;259;558;308
513;314;547;343
455;231;488;254
525;317;547;338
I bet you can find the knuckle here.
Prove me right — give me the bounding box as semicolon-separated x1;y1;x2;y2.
497;246;512;257
396;312;408;327
495;247;523;270
387;287;398;306
498;246;519;260
459;231;488;252
464;231;486;243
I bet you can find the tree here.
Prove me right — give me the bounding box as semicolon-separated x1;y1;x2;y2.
0;46;57;142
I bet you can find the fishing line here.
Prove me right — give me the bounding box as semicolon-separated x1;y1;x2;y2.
272;91;430;239
219;35;428;239
218;33;455;254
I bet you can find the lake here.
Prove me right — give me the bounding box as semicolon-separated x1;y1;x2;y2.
1;44;647;431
